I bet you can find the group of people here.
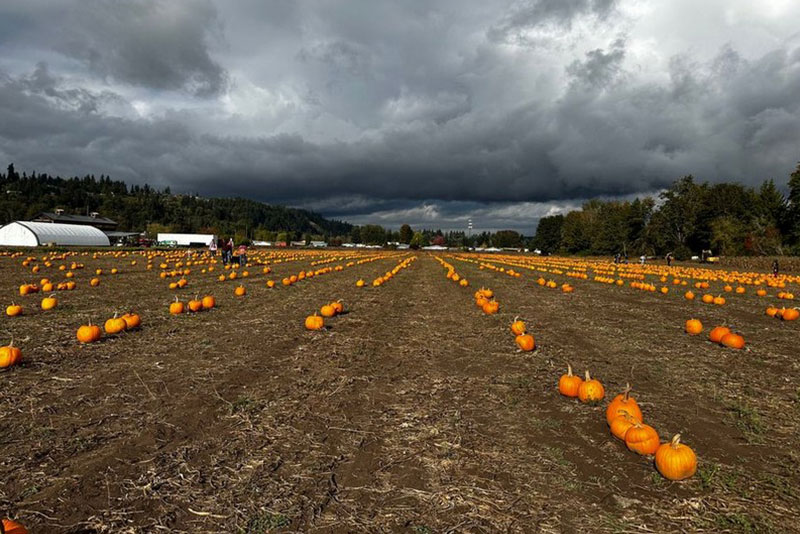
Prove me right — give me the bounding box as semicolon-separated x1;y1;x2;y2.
208;237;247;266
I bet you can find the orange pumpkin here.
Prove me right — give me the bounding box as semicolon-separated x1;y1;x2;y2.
1;519;29;534
558;364;583;397
482;300;499;315
781;308;799;321
709;326;731;343
188;298;203;312
121;313;141;329
0;341;22;368
305;313;324;330
624;421;660;455
685;319;703;335
605;384;643;425
510;317;526;336
609;412;639;440
41;295;58;310
6;304;22;317
578;371;605;404
720;332;745;349
201;296;216;310
515;334;535;352
169;298;185;315
77;324;102;343
104;314;127;334
684;291;695;300
320;304;336;318
655;434;697;481
331;300;344;314
234;285;246;297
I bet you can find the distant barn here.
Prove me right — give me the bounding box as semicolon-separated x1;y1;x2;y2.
32;210;118;232
0;221;111;247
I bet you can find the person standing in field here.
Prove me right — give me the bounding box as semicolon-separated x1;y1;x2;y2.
222;237;232;265
772;259;779;278
237;243;248;266
226;237;235;265
209;237;217;257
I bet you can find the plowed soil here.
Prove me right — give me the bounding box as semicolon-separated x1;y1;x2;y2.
1;250;798;533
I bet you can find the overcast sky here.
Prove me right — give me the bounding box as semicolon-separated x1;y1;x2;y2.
1;0;799;233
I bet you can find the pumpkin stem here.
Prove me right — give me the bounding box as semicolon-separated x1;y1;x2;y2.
584;370;591;381
671;434;682;448
567;363;573;377
623;383;632;401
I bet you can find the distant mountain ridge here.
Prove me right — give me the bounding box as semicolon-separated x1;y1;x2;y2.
0;164;353;240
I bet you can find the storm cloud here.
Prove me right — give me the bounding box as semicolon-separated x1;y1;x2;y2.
1;0;799;232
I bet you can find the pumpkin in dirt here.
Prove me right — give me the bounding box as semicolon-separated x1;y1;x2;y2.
121;313;141;329
1;518;29;534
104;314;127;334
605;384;643;425
41;295;58;310
77;324;102;343
331;300;344;314
685;319;703;335
781;308;799;321
578;371;605;403
169;299;185;315
201;296;216;310
356;279;365;287
766;306;779;317
305;314;324;330
6;304;22;317
515;334;535;352
712;295;726;306
320;304;336;318
0;341;22;368
558;364;583;397
482;300;499;315
609;412;639;440
701;294;714;304
684;291;695;300
510;317;526;336
234;285;246;296
624;421;660;455
720;332;745;349
188;298;203;312
655;434;697;481
708;326;731;343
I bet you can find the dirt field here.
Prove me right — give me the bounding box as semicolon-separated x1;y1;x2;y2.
1;249;799;533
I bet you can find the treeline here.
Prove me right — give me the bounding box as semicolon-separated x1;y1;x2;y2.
532;165;800;258
345;224;527;248
0;164;352;242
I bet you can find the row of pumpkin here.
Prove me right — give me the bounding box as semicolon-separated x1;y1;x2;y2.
558;366;697;481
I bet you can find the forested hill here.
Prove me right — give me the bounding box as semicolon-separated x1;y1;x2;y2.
0;164;352;241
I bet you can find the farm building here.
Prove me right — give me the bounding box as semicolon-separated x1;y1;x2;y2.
32;210;118;232
0;221;111;247
156;233;216;247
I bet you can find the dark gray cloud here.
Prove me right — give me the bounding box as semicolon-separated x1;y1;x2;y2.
0;1;226;96
1;1;799;233
489;0;619;45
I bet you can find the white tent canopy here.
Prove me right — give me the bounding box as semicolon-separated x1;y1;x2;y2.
0;221;110;247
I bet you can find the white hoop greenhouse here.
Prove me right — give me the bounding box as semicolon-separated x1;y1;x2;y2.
0;221;111;247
